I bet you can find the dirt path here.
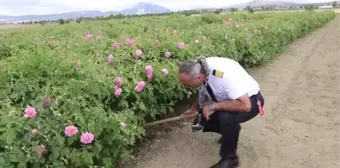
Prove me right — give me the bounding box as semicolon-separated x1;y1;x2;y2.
122;16;340;168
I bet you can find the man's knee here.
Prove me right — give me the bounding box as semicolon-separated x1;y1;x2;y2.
216;112;235;124
216;112;241;132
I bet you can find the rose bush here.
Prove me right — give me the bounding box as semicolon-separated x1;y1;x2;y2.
0;11;336;167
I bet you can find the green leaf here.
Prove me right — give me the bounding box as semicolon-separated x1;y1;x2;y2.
103;157;113;168
82;151;93;165
95;143;102;153
10;92;18;99
23;133;31;143
51;146;60;161
5;130;16;145
0;128;8;132
9;153;19;162
0;157;5;165
67;137;75;146
52;160;64;167
17;161;26;168
139;101;146;112
77;115;86;126
62;148;71;159
55;133;65;145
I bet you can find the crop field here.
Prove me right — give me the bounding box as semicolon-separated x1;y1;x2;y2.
0;11;337;167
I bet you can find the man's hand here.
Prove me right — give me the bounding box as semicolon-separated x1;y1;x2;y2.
181;107;196;116
203;104;211;120
181;98;199;116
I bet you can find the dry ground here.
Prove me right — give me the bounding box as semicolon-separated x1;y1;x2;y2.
120;16;340;168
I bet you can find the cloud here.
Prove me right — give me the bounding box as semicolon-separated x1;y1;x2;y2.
0;0;334;15
0;0;248;15
0;0;76;15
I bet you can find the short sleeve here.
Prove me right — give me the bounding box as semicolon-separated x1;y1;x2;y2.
227;85;248;100
221;73;249;100
207;57;254;101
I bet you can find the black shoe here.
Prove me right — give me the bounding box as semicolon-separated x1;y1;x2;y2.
209;156;239;168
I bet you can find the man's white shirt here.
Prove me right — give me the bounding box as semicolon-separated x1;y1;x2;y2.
204;57;260;101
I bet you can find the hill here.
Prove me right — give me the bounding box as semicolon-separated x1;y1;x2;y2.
227;0;338;8
229;0;303;8
0;2;172;23
0;0;338;23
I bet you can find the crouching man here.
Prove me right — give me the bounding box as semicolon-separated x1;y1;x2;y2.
178;56;265;168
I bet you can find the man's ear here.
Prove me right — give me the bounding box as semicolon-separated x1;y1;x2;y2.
198;73;207;80
236;93;251;112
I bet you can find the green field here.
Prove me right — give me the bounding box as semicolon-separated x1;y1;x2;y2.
253;9;340;14
329;8;340;13
0;10;336;167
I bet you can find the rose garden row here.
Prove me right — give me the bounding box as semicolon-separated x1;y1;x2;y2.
0;11;336;167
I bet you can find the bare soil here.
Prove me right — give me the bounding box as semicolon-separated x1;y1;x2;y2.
120;16;340;168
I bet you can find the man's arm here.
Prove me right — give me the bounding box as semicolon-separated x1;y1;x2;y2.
213;93;251;112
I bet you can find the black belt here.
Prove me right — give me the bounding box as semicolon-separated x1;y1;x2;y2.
252;91;264;106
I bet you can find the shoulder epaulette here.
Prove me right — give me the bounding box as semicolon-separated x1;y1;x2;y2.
212;69;224;78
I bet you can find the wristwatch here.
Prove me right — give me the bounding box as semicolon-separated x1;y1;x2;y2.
209;102;216;115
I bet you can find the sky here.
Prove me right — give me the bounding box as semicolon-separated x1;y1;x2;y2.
0;0;334;16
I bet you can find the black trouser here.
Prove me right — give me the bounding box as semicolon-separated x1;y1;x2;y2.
194;91;264;159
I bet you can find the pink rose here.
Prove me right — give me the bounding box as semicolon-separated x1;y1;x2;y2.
31;129;38;135
108;55;113;64
136;49;143;57
165;51;171;58
115;88;122;97
37;144;45;158
64;125;79;137
135;81;146;92
115;77;123;88
80;132;95;144
161;68;168;76
24;105;37;118
112;41;120;48
121;122;126;128
177;41;184;49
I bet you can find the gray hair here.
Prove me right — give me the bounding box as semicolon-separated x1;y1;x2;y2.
179;56;210;77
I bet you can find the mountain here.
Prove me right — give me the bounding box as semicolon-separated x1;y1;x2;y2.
180;0;337;13
227;0;304;8
226;0;336;8
1;0;337;23
0;10;105;23
119;2;172;15
0;2;172;23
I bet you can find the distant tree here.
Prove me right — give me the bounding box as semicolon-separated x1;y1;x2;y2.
76;18;82;23
39;21;47;25
230;8;239;12
111;14;125;19
214;8;223;14
246;6;255;13
332;1;337;8
58;19;65;25
304;4;316;11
